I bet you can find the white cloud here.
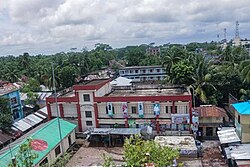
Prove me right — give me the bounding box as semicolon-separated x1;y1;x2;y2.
1;0;250;55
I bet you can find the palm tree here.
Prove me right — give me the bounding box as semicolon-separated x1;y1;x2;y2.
162;47;183;74
42;66;60;90
240;60;250;84
190;55;216;104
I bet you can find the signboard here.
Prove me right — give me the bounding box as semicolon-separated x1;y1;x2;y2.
107;102;113;117
138;102;144;118
128;119;136;128
31;139;48;151
191;109;199;131
122;102;128;118
171;114;190;124
153;103;160;116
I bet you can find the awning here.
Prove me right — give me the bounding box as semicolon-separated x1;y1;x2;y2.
23;114;43;126
90;128;141;135
13;119;32;132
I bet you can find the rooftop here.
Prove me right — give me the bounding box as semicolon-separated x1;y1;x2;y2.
108;84;190;97
120;65;163;70
0;82;20;96
0;118;76;166
217;127;240;145
231;101;250;115
224;144;250;160
79;79;110;86
154;136;197;156
195;105;227;117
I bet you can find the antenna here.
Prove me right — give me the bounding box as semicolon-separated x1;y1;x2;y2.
224;28;227;43
217;34;220;43
235;21;240;38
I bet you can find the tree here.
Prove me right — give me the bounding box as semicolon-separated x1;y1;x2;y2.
190;55;216;104
103;135;179;167
240;60;250;84
8;138;38;167
0;97;13;131
170;61;194;85
22;78;41;92
162;47;183;74
59;66;77;88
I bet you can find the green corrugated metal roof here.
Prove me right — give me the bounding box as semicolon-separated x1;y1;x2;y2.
0;118;76;166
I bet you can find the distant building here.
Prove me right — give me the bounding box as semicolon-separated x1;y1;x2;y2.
195;105;228;139
46;79;193;134
119;65;167;82
232;37;250;50
0;82;23;121
146;47;161;56
231;101;250;143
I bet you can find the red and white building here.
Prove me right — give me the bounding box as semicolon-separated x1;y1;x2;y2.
46;79;193;133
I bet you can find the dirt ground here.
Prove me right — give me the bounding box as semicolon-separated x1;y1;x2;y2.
66;147;124;167
201;141;227;167
66;140;227;167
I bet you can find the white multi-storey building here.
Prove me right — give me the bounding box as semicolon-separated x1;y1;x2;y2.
119;65;167;82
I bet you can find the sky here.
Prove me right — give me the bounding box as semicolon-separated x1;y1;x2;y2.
1;0;250;56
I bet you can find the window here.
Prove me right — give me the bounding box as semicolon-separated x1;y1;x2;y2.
120;70;124;74
131;106;137;114
165;106;169;113
68;135;72;146
83;94;90;102
13;109;20;120
39;157;48;166
135;70;138;73
11;97;17;105
175;106;177;113
149;69;153;73
156;69;160;72
55;145;61;157
238;115;241;124
86;121;93;126
85;111;92;118
170;106;173;113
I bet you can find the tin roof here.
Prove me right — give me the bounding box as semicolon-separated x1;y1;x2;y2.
195;105;227;117
217;127;240;144
231;101;250;115
0;118;76;166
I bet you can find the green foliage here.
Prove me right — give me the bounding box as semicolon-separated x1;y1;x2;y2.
50;152;72;167
123;135;179;167
59;66;77;88
21;78;41;93
0;97;13;130
170;61;194;85
8;138;38;167
102;154;116;167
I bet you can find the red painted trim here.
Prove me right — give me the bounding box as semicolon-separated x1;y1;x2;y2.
172;101;175;114
189;101;192;124
94;103;99;128
95;95;192;102
76;92;83;132
156;115;160;134
73;79;111;91
125;118;128;128
59;104;64;118
46;97;77;103
76;104;82;132
46;103;52;120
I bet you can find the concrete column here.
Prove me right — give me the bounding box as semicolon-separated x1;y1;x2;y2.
59;104;64;118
